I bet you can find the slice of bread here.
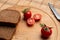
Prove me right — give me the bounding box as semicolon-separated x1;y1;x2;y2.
0;9;20;40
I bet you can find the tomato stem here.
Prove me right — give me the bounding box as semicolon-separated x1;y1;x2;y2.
40;23;46;27
22;8;30;13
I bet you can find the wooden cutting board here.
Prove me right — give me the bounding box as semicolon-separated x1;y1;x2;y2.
0;0;60;40
6;6;60;40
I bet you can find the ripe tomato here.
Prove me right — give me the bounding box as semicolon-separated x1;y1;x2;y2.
33;14;41;22
24;11;32;20
41;26;52;38
27;18;35;26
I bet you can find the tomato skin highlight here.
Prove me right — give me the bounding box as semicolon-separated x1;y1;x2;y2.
27;18;35;26
24;11;32;20
33;14;41;22
41;27;52;38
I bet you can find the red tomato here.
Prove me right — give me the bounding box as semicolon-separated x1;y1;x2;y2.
33;14;41;22
27;18;35;26
24;11;32;20
41;26;52;38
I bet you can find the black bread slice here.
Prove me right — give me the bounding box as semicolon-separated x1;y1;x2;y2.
0;9;20;40
0;9;20;27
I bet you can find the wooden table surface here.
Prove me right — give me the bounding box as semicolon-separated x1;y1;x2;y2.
0;0;60;40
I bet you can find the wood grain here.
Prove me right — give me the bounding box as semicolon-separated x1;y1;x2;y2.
0;0;60;40
7;6;59;40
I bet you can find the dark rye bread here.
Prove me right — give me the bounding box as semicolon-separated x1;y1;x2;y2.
0;9;20;27
0;9;20;40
